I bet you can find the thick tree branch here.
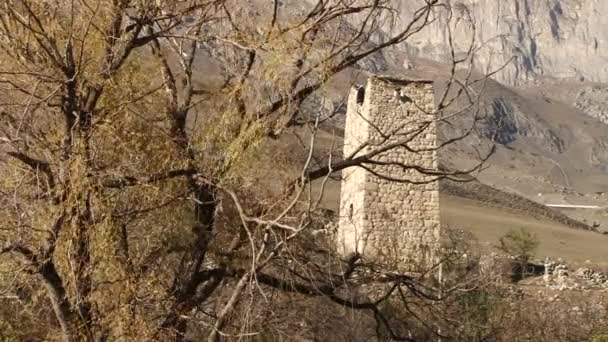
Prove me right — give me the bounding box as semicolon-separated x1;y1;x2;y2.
98;168;198;188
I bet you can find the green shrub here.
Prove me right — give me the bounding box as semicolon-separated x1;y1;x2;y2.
497;228;540;263
497;228;540;281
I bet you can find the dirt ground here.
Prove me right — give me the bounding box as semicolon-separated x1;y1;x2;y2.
441;195;608;267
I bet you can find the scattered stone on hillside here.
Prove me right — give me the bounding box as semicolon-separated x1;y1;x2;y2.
543;258;608;290
555;264;569;283
574;267;608;287
575;86;608;125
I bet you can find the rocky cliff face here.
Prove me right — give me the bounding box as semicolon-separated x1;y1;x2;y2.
479;97;566;154
391;0;608;86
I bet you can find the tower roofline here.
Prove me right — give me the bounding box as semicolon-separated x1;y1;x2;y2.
371;75;434;85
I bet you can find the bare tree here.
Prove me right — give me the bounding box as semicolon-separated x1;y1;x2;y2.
0;0;498;340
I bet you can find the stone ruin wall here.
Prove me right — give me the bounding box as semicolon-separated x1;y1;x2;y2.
338;76;440;271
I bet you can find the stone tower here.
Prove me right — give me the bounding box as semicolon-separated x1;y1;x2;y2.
338;76;440;270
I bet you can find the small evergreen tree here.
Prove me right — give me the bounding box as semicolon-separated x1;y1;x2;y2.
497;228;540;280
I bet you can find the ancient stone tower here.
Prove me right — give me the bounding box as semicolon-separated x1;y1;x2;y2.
338;76;440;270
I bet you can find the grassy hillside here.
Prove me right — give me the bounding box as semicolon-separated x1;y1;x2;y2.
441;195;608;266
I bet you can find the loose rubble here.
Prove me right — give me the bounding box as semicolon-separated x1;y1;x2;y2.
544;258;608;290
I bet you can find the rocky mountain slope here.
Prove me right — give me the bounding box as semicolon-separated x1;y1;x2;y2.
387;0;608;86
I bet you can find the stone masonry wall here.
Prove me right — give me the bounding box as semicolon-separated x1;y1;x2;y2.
338;76;439;271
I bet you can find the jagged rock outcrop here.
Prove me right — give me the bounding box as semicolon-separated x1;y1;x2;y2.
481;97;566;152
388;0;608;86
575;85;608;124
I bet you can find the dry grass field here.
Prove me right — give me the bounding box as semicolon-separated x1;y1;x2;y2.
441;195;608;267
